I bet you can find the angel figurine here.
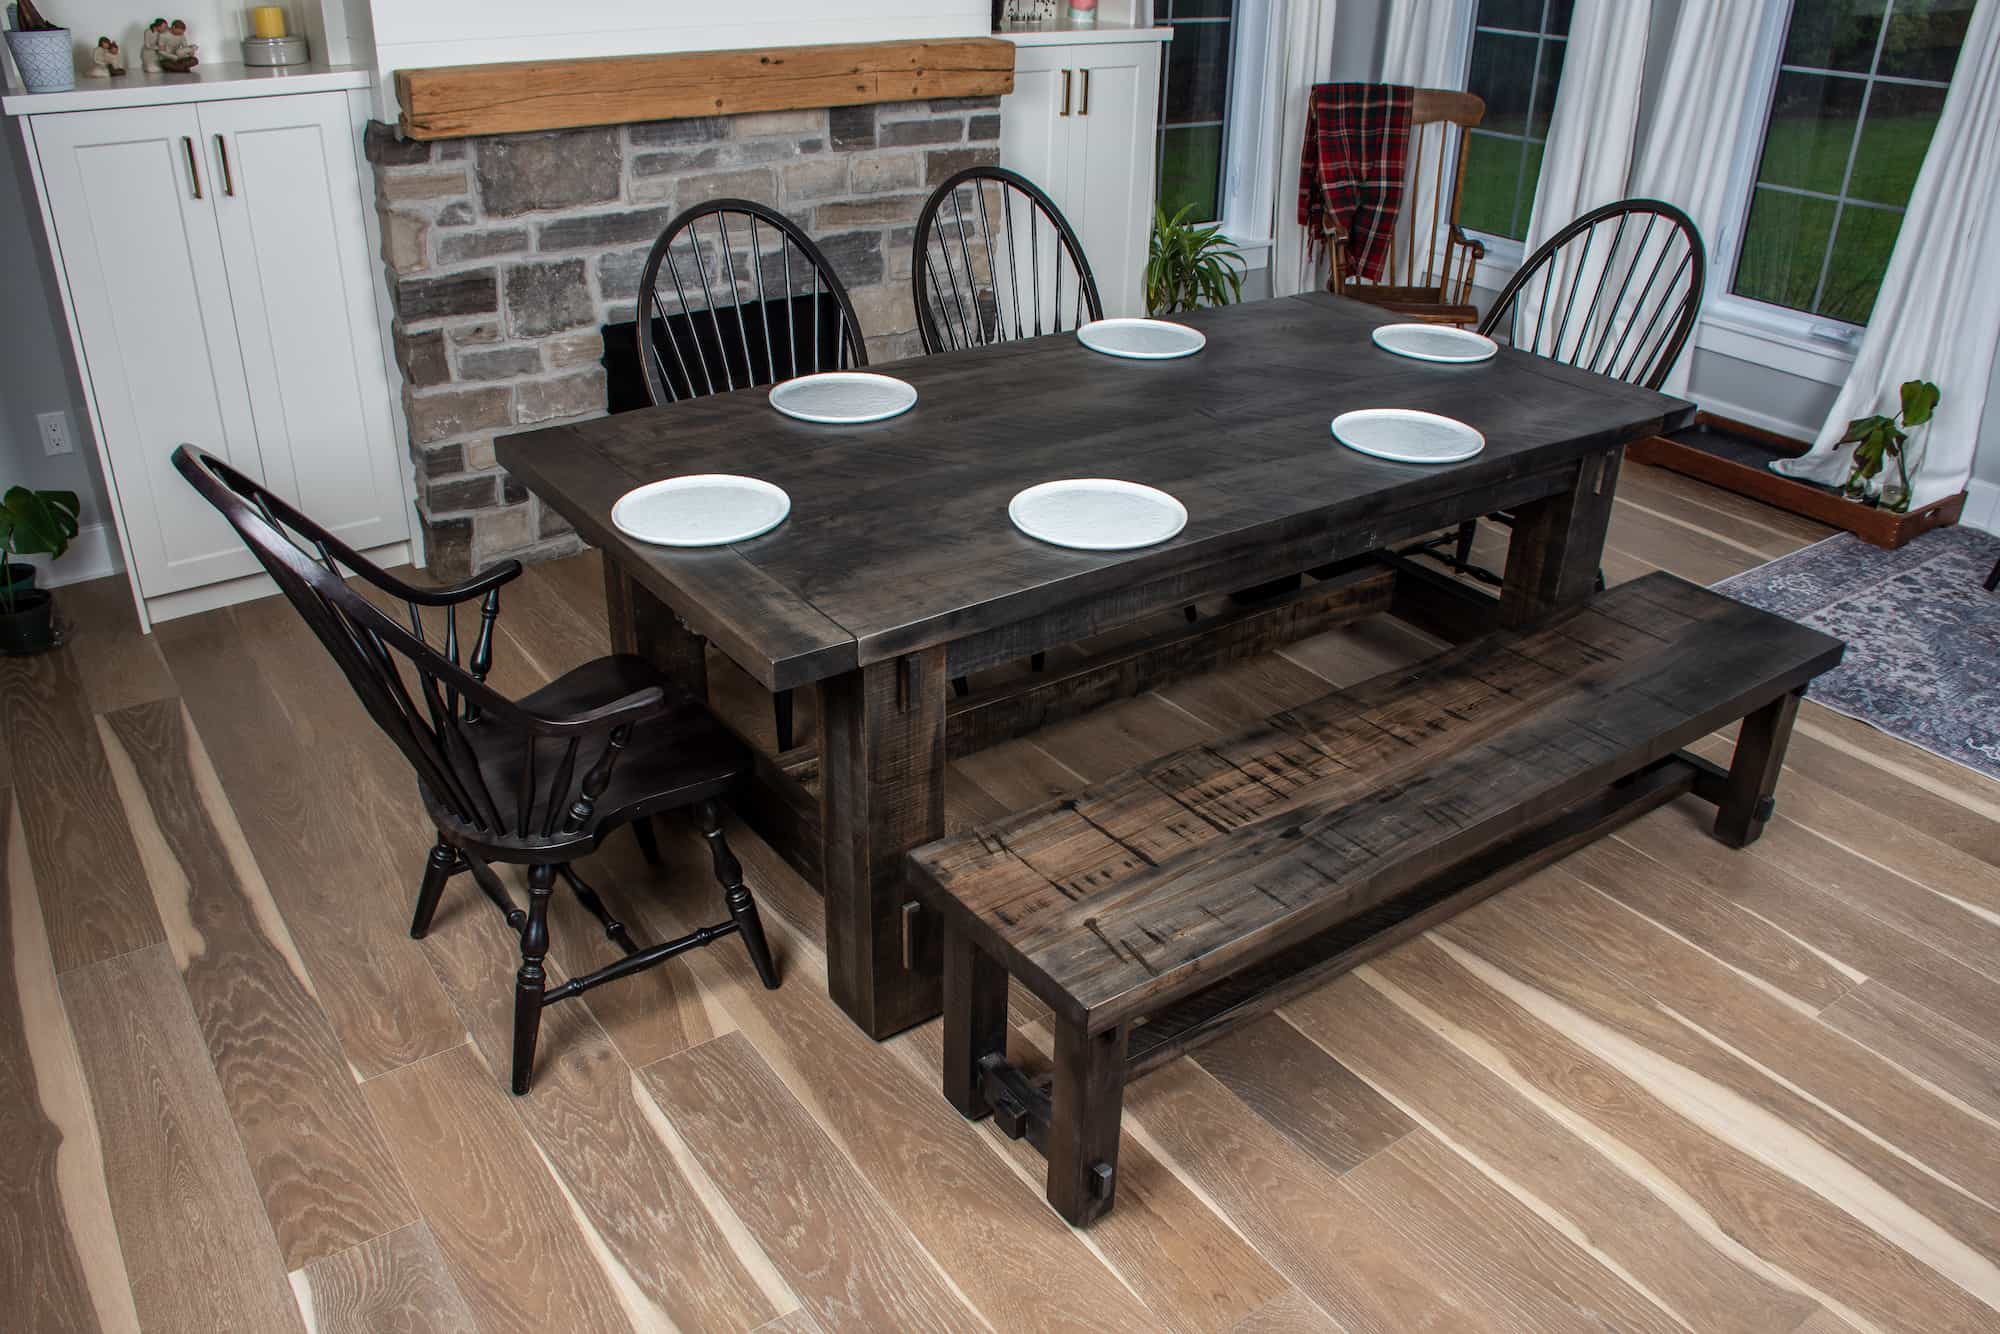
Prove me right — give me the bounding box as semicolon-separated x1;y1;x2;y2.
156;18;198;72
88;37;127;77
141;18;167;72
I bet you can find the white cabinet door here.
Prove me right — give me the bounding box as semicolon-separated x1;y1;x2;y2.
998;50;1075;209
1069;47;1161;317
1000;41;1165;320
200;93;407;555
31;104;266;595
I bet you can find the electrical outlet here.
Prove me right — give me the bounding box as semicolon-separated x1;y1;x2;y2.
37;411;72;457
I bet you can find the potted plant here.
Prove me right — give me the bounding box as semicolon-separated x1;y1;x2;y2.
1838;378;1939;514
5;0;75;94
1146;204;1246;316
0;486;79;655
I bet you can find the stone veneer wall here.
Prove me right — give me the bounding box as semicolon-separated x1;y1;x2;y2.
365;99;1001;576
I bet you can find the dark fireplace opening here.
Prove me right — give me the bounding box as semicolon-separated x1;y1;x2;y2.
601;294;851;413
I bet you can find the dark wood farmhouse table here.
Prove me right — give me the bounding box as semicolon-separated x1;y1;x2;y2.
499;292;1693;1039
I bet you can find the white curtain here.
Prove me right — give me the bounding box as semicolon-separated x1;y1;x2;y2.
1521;0;1651;257
1626;0;1770;396
1268;0;1340;298
1772;0;2000;509
1380;0;1473;86
1379;0;1473;287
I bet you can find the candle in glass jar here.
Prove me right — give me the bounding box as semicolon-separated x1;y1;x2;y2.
250;5;287;38
1069;0;1097;23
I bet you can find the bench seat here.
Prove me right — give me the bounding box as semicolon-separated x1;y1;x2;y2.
904;571;1843;1225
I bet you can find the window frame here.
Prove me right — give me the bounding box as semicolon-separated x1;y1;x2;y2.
1151;0;1276;268
1456;1;1573;250
1701;0;1960;375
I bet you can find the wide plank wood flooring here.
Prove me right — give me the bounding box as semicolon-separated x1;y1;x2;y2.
6;461;1999;1332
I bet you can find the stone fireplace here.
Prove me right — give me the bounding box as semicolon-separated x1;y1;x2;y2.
365;99;1000;576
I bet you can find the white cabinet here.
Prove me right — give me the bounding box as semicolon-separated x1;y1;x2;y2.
1000;34;1168;318
24;86;408;620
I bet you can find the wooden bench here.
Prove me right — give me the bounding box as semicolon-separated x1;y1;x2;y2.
904;572;1844;1225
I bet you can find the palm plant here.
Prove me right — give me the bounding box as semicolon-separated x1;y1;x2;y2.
1146;204;1246;317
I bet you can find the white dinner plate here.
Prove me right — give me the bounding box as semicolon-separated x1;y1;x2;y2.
1076;318;1207;361
1370;322;1498;364
1331;409;1486;465
1008;479;1189;551
769;372;918;424
611;475;791;547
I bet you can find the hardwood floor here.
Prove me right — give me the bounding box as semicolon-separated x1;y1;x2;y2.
5;462;1998;1332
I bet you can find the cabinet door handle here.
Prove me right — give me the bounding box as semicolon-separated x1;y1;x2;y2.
181;135;203;200
1059;69;1072;117
214;134;235;197
1081;69;1091;116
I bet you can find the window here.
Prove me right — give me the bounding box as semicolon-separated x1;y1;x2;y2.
1154;0;1238;223
1459;0;1573;242
1729;0;1972;326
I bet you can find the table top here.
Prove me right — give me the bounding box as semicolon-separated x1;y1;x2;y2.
499;293;1692;692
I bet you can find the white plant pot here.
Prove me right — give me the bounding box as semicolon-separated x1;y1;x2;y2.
6;27;75;93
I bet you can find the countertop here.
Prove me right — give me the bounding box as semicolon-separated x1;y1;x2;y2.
3;60;371;116
995;18;1174;45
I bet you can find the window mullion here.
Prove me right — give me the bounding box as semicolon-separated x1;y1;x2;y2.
1808;1;1898;315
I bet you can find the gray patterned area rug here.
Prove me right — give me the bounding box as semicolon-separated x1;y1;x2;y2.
1712;526;2000;781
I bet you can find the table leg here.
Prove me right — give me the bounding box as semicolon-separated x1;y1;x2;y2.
818;648;948;1038
603;559;707;698
1499;450;1622;627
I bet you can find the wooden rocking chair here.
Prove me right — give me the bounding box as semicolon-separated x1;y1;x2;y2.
1326;88;1486;327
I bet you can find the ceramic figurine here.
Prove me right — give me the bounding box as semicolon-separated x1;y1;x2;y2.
156;18;197;72
88;36;126;77
141;17;166;72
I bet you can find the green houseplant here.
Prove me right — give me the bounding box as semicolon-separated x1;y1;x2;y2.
1146;204;1246;316
1839;378;1939;513
0;486;79;654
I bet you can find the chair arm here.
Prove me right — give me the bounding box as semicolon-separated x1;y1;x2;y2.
358;558;524;609
523;685;672;737
1447;224;1488;305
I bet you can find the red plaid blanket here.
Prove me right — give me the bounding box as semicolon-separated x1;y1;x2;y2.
1298;82;1413;282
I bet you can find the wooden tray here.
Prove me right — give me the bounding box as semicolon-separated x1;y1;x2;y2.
1627;413;1963;550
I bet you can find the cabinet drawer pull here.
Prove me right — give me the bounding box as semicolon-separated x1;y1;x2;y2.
182;135;203;200
1081;68;1091;116
1059;69;1072;117
215;134;235;197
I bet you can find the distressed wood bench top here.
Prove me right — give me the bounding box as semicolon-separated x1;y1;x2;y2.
906;573;1843;1035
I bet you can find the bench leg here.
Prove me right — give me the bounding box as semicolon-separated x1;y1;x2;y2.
1713;689;1803;848
1047;1022;1127;1227
942;927;1008;1119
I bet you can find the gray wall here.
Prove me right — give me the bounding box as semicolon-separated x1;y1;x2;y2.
0;123;115;563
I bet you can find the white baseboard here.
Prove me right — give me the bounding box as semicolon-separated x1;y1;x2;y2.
1962;479;1999;535
22;522;121;588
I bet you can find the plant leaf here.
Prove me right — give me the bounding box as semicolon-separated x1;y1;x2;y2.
1900;378;1940;427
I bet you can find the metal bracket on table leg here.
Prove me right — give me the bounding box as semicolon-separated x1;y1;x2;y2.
977;1053;1053;1154
1754;795;1777;824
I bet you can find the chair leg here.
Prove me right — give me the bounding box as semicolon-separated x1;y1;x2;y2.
410;837;456;939
697;800;779;990
631;815;661;867
1047;1021;1127;1227
774;689;795;752
1452;519;1478;573
511;863;555;1095
1712;689;1803;848
943;927;1008;1120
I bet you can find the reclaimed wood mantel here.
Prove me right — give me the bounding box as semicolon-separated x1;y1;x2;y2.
395;37;1018;140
